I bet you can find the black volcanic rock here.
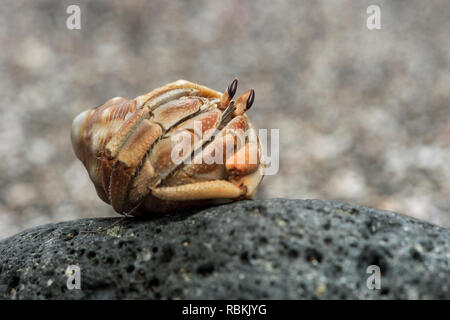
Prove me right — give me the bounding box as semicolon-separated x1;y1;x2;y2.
0;199;448;299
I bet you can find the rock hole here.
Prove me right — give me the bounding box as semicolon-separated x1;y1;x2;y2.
149;277;160;287
358;246;390;274
410;248;424;261
288;249;299;259
323;221;331;230
240;251;250;264
333;264;343;274
87;251;96;259
161;245;174;263
305;248;323;264
126;265;135;273
7;276;20;293
64;230;79;241
197;262;215;276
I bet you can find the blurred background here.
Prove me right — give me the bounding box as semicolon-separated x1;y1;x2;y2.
1;0;449;239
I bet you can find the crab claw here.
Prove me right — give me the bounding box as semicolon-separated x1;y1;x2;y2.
234;89;254;116
219;78;238;110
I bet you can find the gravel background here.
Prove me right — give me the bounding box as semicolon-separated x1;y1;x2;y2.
1;0;449;238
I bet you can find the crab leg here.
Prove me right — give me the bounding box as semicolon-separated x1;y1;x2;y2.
228;121;264;198
156;115;259;202
152;96;204;131
152;180;243;201
112;97;212;213
126;98;206;206
120;88;259;210
101;106;150;199
109;119;162;213
143;88;199;111
136;80;222;108
225;140;259;177
150;109;223;179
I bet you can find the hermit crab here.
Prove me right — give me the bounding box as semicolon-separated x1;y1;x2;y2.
71;79;264;216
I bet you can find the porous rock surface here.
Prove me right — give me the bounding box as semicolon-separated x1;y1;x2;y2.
0;199;448;299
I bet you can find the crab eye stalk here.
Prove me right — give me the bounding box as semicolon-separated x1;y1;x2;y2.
246;89;255;111
233;89;255;116
228;78;238;100
220;78;239;110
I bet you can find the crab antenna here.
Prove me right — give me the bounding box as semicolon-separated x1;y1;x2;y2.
221;101;236;124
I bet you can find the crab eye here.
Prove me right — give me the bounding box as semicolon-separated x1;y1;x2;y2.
246;89;255;111
228;78;238;99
